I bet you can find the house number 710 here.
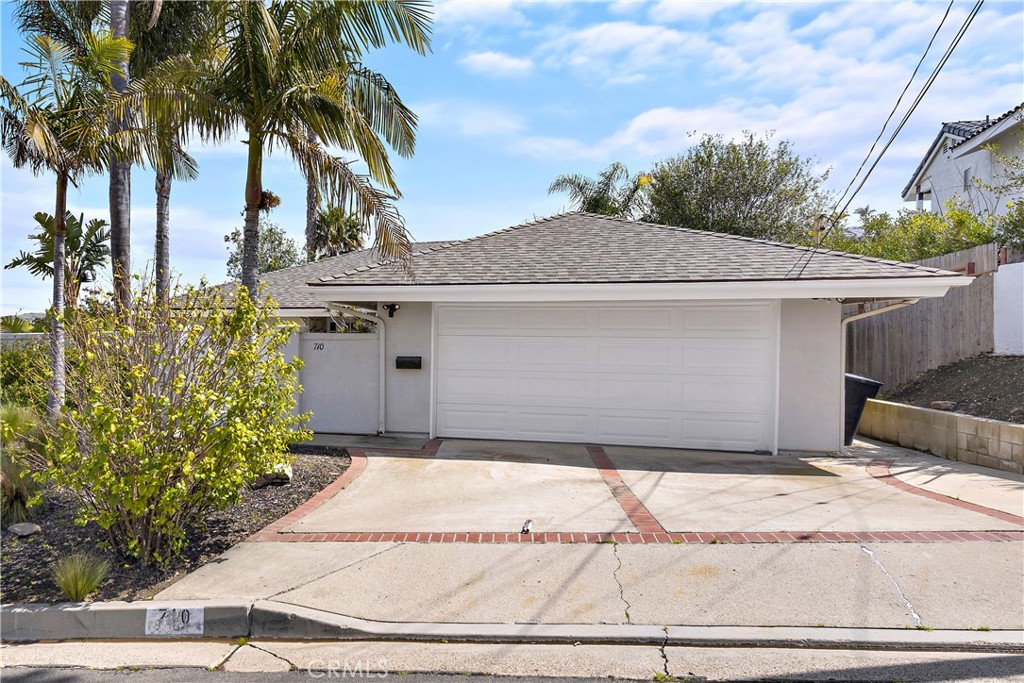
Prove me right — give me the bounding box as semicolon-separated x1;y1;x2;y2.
313;342;325;350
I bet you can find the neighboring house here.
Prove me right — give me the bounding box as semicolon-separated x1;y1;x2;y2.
266;212;967;454
902;102;1024;216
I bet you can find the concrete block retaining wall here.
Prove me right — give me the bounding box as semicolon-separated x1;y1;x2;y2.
858;399;1024;475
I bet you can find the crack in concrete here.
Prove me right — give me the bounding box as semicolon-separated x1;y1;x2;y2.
210;644;242;671
659;625;671;677
610;543;632;623
266;542;406;600
860;544;923;627
248;643;297;670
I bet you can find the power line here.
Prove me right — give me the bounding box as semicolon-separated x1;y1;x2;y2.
829;0;955;214
788;0;986;278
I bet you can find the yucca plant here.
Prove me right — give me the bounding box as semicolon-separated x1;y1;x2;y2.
52;553;110;601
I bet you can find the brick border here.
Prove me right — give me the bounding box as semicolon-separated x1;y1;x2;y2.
249;441;1022;544
586;445;665;533
867;459;1024;525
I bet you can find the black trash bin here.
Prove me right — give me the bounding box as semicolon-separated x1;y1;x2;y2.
844;373;884;446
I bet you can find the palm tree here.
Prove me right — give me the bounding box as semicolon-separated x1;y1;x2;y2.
5;211;111;310
548;162;651;219
310;206;367;259
14;0;206;303
145;1;431;298
108;0;131;312
1;32;177;414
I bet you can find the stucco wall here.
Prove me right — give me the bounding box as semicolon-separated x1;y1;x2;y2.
920;127;1023;216
380;301;433;434
994;261;1024;355
778;299;843;452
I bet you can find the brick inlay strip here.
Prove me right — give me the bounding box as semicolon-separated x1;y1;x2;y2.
586;444;666;534
867;459;1024;526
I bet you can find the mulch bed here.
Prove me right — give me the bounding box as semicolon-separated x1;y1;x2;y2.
0;446;349;604
884;354;1024;424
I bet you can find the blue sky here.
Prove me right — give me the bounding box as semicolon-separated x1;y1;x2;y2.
2;0;1022;315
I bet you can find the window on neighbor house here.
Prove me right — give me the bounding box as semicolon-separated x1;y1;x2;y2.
963;168;971;191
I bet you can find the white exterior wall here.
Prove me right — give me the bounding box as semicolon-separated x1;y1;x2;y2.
916;126;1023;216
994;261;1024;355
380;301;433;434
778;299;843;452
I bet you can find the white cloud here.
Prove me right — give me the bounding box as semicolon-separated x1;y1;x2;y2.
538;21;711;85
415;100;527;138
433;0;529;27
459;51;534;78
648;0;740;22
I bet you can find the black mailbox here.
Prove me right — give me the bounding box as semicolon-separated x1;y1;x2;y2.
395;356;422;369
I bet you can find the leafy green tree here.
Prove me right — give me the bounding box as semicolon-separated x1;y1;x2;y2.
225;220;303;279
310;206;367;260
822;201;994;262
1;31;173;415
147;1;432;298
37;279;311;564
5;211;110;310
548;162;650;219
647;131;831;242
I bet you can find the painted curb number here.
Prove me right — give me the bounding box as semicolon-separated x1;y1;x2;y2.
145;606;205;636
313;342;325;350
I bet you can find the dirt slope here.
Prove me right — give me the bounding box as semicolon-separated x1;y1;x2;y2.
883;354;1024;424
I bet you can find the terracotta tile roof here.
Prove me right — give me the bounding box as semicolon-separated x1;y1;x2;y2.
309;212;957;288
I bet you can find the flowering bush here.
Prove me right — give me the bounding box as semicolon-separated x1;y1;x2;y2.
40;281;311;565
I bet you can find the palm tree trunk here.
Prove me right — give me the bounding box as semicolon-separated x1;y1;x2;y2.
241;137;263;298
155;170;172;301
305;127;319;261
48;174;69;417
109;0;132;313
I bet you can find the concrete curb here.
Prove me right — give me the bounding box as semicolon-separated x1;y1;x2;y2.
251;601;1024;652
1;601;250;642
4;599;1022;653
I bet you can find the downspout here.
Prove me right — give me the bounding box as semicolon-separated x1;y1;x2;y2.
328;304;387;436
839;298;920;450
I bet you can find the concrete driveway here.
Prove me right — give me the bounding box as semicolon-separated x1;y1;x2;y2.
158;437;1024;630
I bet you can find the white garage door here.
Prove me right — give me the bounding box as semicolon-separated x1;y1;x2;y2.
435;303;777;452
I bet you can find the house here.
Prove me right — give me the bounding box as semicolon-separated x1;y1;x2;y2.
262;212;968;454
902;102;1023;216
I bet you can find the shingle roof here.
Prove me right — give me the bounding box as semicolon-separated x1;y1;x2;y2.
310;213;956;288
217;242;450;309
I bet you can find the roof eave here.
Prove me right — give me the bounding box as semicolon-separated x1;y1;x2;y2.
307;277;970;305
952;114;1023;156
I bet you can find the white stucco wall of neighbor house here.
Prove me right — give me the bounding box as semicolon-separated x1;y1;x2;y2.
778;299;843;452
994;261;1024;355
923;127;1023;216
380;301;433;434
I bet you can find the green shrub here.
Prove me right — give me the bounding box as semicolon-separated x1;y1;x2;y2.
0;337;48;410
1;404;44;522
39;280;311;565
52;552;110;601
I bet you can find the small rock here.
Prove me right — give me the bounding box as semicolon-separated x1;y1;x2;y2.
930;401;958;411
251;463;293;489
8;522;41;537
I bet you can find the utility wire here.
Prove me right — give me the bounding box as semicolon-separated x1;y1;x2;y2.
829;0;955;214
787;0;985;278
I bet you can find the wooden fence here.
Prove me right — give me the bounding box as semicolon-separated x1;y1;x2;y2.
843;243;1020;392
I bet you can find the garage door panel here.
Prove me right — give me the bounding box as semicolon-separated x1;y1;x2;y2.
435;303;776;452
683;339;771;373
437;372;512;404
516;409;590;441
597;339;679;372
682;306;771;336
681;376;771;413
516;338;593;368
437;336;514;368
